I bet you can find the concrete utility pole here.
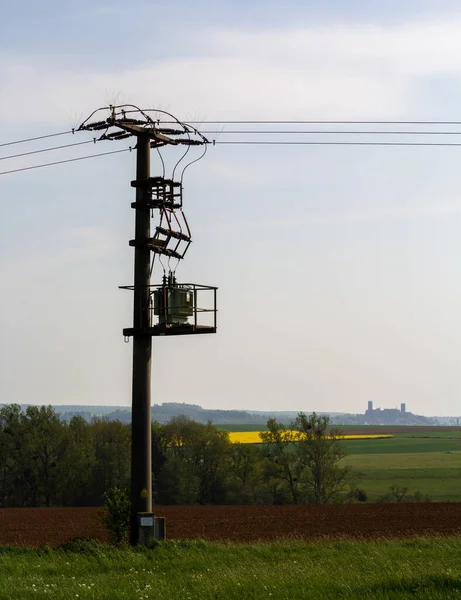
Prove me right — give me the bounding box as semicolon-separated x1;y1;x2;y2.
78;105;216;545
130;134;152;542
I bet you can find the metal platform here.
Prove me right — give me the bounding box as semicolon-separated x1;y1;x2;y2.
123;324;217;337
120;280;217;338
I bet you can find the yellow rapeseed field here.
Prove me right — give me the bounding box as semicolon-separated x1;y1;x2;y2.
227;432;394;444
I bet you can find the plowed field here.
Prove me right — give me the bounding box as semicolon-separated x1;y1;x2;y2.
0;503;460;547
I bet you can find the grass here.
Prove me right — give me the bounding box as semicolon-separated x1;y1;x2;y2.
0;537;460;599
344;451;461;501
350;468;461;501
343;437;461;455
394;432;461;439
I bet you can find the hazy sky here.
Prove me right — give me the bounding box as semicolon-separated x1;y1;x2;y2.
1;1;461;416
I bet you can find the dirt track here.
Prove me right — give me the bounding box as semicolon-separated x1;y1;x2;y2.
0;503;460;547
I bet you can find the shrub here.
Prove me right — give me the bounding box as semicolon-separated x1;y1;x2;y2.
378;485;431;503
345;487;368;503
99;487;130;545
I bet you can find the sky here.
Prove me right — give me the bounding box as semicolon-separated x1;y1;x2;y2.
1;1;461;416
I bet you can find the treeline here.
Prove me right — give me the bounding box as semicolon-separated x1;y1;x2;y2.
0;405;130;507
0;404;355;508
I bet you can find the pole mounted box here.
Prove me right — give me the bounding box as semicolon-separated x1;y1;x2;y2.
137;512;166;544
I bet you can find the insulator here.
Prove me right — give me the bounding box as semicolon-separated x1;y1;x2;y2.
87;122;111;130
105;132;132;140
155;128;185;135
174;139;206;145
117;118;146;125
85;120;107;128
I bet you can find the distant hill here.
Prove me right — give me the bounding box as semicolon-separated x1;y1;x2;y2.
0;402;454;426
102;403;272;425
0;403;273;425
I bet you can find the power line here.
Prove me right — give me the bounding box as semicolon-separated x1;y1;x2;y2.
202;130;461;135
3;121;461;150
0;130;73;149
0;147;131;176
169;120;461;125
213;140;461;146
0;140;95;162
3;137;461;178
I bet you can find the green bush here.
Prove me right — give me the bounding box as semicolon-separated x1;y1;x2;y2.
346;487;368;502
378;485;432;503
99;487;131;545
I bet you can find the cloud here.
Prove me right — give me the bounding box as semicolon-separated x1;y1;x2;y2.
3;17;461;128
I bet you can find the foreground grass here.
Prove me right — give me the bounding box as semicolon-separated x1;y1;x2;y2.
0;537;461;599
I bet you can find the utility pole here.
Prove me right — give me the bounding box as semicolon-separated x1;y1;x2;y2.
130;134;152;542
78;105;217;545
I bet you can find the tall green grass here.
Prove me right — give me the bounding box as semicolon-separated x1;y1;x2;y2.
0;537;460;599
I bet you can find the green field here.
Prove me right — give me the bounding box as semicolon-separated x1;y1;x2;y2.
344;437;461;454
0;537;460;599
343;431;461;501
219;425;461;502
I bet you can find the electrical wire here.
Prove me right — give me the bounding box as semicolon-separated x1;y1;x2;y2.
2;120;461;151
181;143;208;184
0;130;73;148
201;130;461;135
3;139;461;178
0;147;131;176
213;140;461;146
5;125;461;179
0;140;95;162
161;120;461;125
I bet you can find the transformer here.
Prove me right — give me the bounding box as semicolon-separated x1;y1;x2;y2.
154;274;193;325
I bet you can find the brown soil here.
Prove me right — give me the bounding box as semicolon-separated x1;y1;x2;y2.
1;503;460;547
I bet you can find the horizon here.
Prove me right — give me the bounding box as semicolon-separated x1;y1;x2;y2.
1;400;458;419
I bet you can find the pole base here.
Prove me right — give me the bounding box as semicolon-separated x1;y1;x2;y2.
136;512;166;545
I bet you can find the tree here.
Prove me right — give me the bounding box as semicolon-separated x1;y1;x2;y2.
294;412;350;504
90;418;131;502
260;418;304;504
0;404;23;506
228;443;265;504
18;406;69;507
158;416;231;504
60;415;95;506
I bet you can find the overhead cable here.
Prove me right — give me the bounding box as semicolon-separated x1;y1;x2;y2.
163;120;461;125
0;140;95;162
202;130;461;135
4;137;461;178
213;140;461;147
0;130;73;149
0;148;131;176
